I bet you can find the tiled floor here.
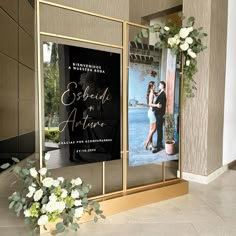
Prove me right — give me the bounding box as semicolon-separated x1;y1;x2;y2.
0;170;236;235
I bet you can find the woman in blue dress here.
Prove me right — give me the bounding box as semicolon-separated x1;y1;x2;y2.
144;81;161;150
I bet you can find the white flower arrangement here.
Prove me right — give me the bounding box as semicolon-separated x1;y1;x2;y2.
0;154;105;235
136;13;207;98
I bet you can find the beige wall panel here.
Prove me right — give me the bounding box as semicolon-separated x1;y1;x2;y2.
40;4;123;46
47;0;129;20
19;99;35;135
0;98;18;141
19;27;35;70
0;0;18;21
182;0;211;175
0;53;18;99
129;0;182;24
19;0;34;38
207;0;228;174
0;9;18;60
19;64;35;100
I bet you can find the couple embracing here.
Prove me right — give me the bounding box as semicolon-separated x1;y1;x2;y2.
144;81;166;153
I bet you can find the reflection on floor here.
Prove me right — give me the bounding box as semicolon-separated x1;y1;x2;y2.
1;166;236;236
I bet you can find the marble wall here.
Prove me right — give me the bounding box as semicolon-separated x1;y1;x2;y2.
0;0;35;163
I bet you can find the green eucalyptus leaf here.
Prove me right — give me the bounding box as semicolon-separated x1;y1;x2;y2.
136;37;142;43
141;28;149;38
82;197;88;204
9;201;15;209
100;215;106;219
15;202;23;212
178;12;185;20
93;202;100;211
56;222;65;233
16;210;20;217
12;157;20;163
41;195;48;204
0;163;10;169
187;16;195;25
71;222;79;231
149;25;155;33
198;33;205;38
13;166;21;174
12;194;21;202
78;190;85;198
22;168;29;176
94;216;98;223
24;217;31;225
82;186;89;194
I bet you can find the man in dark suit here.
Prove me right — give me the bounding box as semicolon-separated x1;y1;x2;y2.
152;81;166;153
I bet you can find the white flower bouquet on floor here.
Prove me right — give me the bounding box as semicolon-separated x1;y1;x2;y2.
1;153;105;235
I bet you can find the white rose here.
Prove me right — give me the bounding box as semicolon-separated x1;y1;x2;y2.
174;34;181;45
49;193;57;202
24;209;31;217
26;186;36;198
58;201;66;213
185;37;193;44
44;153;50;161
61;189;68;199
37;215;49;226
29;168;38;178
190;51;197;58
74;200;82;206
168;37;176;47
188;26;194;32
186;60;190;66
188;49;193;54
164;26;170;31
52;180;60;187
74;207;84;218
39;168;47;176
31;183;36;187
74;178;82;186
42;177;54;188
179;27;190;39
57;177;64;183
71;189;79;199
180;42;189;51
34;189;43;202
188;49;197;58
45;201;58;213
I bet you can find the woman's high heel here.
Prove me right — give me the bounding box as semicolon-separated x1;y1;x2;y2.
148;143;154;151
144;141;149;150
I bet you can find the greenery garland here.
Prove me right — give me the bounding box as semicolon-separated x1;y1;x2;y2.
135;13;207;98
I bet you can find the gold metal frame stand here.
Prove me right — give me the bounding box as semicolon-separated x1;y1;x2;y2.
36;1;188;234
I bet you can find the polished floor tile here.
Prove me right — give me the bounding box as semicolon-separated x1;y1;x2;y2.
0;170;236;235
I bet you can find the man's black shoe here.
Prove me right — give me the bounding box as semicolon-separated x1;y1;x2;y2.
152;147;161;153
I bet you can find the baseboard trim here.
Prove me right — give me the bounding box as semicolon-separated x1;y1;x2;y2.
228;160;236;169
178;165;228;184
